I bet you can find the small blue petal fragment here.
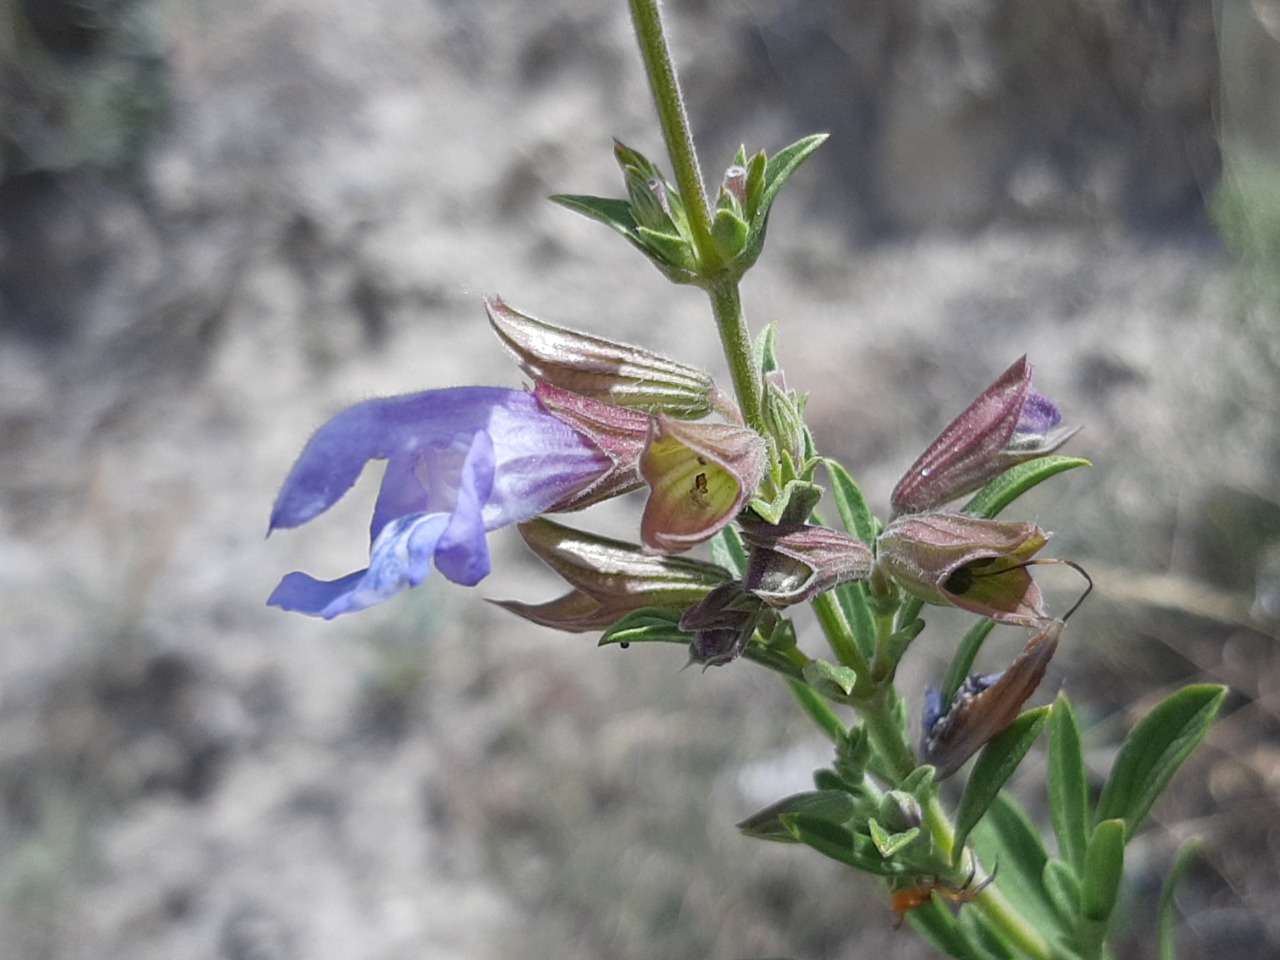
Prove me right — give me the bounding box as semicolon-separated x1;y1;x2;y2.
1017;392;1062;434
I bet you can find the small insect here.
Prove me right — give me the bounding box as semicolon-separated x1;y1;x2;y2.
890;863;996;929
691;471;710;506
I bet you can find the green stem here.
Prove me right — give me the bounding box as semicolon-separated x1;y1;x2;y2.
812;591;873;688
625;0;716;258
627;0;766;432
707;279;766;433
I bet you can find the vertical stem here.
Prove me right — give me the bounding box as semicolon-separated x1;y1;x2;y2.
626;0;716;257
626;0;766;432
707;279;766;433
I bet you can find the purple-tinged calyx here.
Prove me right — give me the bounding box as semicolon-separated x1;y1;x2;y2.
679;583;768;667
487;298;720;420
267;387;613;619
876;512;1052;628
741;521;873;607
491;517;731;633
921;619;1062;779
639;415;768;555
532;381;650;511
891;357;1076;516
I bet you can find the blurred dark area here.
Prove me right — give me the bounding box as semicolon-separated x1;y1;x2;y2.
1;1;1278;958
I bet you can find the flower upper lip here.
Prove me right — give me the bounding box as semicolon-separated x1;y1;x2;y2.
267;386;614;618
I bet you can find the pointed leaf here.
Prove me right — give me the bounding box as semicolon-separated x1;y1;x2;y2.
737;790;857;842
1049;694;1090;871
868;818;921;858
759;134;828;217
1095;684;1227;840
803;659;859;702
1082;818;1125;922
781;814;895;874
963;456;1091;519
598;607;687;646
549;194;638;235
953;707;1049;858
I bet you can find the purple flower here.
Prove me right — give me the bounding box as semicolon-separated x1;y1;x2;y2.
267;387;613;618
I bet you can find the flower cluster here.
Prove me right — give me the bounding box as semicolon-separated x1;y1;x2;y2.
268;310;1081;779
267;299;764;619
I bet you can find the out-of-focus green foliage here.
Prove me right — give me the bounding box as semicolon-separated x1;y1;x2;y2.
0;0;168;177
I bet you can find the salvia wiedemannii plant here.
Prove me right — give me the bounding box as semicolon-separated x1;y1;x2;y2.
266;2;1225;957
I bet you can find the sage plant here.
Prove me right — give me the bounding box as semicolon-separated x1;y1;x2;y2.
267;2;1224;957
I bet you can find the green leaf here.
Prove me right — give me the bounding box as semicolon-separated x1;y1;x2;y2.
956;907;1019;960
736;790;857;842
549;194;637;236
710;525;748;578
635;225;697;270
822;458;879;544
1082;818;1125;922
906;899;987;959
753;321;782;374
743;148;768;219
803;659;859;702
953;707;1050;859
1095;684;1227;840
781;814;896;874
970;793;1063;939
963;456;1092;519
598;608;687;646
758;134;828;219
868;818;921;858
941;618;996;705
1049;694;1090;871
712;207;750;259
1158;839;1200;960
1041;858;1082;927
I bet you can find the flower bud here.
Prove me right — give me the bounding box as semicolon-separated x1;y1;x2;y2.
640;416;768;554
492;517;731;632
921;619;1062;779
487;298;717;419
741;521;873;607
876;512;1050;627
679;582;767;666
891;357;1076;516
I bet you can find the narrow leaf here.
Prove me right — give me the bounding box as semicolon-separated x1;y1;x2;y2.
941;618;996;705
963;456;1091;519
1095;684;1227;840
1049;694;1090;871
737;790;857;842
781;814;895;874
956;907;1018;960
953;707;1050;858
598;608;686;646
1082;818;1126;922
549;194;637;235
759;134;829;216
1158;839;1200;960
710;525;748;578
1041;858;1082;927
803;659;859;702
823;458;878;544
970;793;1063;939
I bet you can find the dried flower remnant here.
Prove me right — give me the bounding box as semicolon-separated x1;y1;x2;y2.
891;357;1075;517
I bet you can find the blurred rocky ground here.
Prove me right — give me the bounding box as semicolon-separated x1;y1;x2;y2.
1;0;1279;958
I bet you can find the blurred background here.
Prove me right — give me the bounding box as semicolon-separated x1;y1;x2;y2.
1;0;1278;957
